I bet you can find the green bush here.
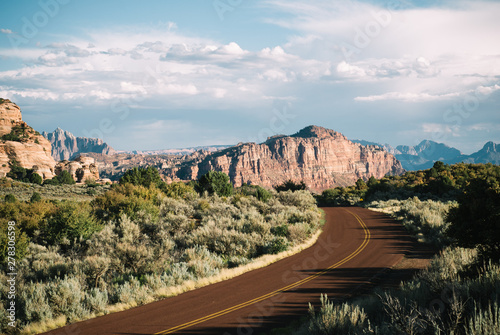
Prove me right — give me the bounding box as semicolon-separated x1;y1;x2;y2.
4;194;16;203
160;181;197;199
447;177;500;261
6;165;42;185
275;180;307;192
119;166;161;187
43;170;76;185
43;201;101;246
30;192;42;203
195;171;233;196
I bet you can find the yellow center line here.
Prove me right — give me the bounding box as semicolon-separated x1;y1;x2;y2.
154;209;370;335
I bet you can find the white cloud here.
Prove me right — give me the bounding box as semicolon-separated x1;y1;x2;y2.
336;61;366;78
355;91;462;102
422;123;460;136
0;29;13;34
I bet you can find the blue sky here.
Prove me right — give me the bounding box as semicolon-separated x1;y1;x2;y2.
0;0;499;153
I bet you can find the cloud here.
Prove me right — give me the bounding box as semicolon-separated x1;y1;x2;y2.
355;83;500;102
422;123;460;137
0;29;13;34
355;91;462;102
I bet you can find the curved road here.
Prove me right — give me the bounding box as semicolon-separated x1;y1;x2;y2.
41;207;414;335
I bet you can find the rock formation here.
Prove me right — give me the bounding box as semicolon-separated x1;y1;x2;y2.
0;99;56;179
55;156;99;183
163;125;405;192
43;127;115;161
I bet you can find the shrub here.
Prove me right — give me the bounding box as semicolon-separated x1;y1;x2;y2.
119;166;161;187
85;178;99;187
160;181;197;199
46;276;88;322
43;170;76;185
30;192;42;203
196;171;233;196
447;178;500;261
466;302;500;335
43;201;101;246
84;288;109;314
265;236;289;254
30;173;43;185
255;186;272;202
4;194;16;203
304;294;371;335
18;282;53;325
6;164;42;184
275;180;307;192
57;170;76;185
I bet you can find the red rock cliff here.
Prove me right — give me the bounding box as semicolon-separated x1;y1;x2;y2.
0;99;56;179
165;125;404;192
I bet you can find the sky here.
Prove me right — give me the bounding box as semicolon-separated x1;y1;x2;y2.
0;0;499;153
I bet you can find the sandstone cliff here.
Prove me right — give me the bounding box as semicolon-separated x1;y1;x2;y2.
43;128;116;161
163;126;404;192
0;99;56;179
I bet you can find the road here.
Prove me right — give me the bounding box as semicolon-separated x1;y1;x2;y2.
41;207;415;335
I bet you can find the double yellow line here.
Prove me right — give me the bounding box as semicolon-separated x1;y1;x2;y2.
154;209;370;334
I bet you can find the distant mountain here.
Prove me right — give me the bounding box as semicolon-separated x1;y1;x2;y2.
469;141;500;164
42;128;116;161
352;139;499;170
120;145;230;156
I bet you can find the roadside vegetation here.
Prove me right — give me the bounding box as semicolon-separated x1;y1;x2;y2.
0;167;322;334
292;162;500;335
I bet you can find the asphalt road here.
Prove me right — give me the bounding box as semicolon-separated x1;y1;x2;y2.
41;207;414;335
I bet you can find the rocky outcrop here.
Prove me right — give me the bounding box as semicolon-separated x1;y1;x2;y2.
0;99;56;179
163;125;404;192
55;156;99;183
43;128;116;161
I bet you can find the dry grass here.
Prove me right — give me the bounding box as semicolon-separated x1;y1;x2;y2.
0;179;110;202
152;228;322;299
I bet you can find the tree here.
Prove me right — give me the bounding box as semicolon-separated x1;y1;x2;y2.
196;171;233;196
367;176;379;188
119;166;161;188
29;173;43;185
355;178;367;190
275;180;307;192
446;178;500;261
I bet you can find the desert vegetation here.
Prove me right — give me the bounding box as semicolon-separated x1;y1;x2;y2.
0;168;322;334
292;162;500;335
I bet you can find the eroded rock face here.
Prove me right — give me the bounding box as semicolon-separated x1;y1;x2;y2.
165;126;405;192
55;156;99;183
0;99;56;179
43;128;116;161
